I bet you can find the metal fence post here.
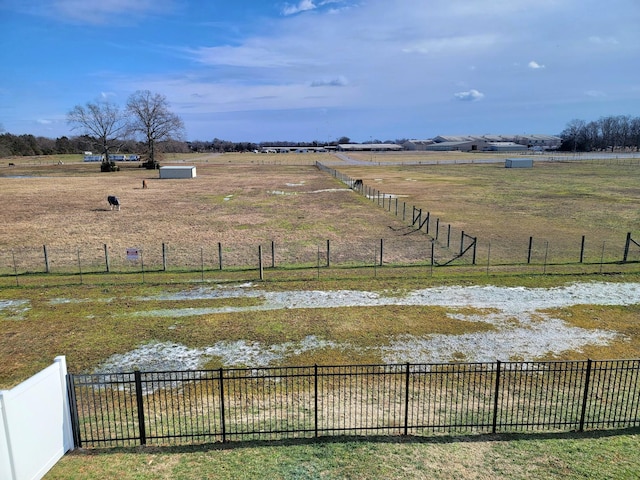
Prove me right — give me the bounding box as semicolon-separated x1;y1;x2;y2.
404;363;410;436
314;365;319;438
579;359;593;432
219;368;226;442
134;370;147;445
66;374;81;448
492;360;501;434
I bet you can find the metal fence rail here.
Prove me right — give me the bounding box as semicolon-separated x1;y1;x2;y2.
68;359;640;448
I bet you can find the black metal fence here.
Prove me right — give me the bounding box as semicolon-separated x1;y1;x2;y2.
67;359;640;448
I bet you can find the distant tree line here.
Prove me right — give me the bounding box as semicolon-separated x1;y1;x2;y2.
560;115;640;152
0;132;188;158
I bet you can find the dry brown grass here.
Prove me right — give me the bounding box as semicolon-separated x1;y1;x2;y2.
336;160;640;264
0;158;410;257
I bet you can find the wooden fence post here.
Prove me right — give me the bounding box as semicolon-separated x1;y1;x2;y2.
271;240;275;268
77;248;82;285
258;245;264;280
162;242;167;271
326;239;330;268
623;232;632;262
580;235;586;263
43;245;50;273
218;242;223;270
103;244;110;273
527;236;533;264
379;238;384;267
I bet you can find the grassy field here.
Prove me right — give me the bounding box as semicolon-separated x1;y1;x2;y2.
47;429;640;479
1;152;639;479
2;153;639;274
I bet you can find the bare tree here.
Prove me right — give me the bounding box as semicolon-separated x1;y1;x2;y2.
126;90;185;169
67;100;128;171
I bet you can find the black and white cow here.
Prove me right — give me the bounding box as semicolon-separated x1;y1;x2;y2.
352;179;363;189
107;195;120;211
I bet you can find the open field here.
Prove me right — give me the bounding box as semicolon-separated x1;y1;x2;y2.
2;153;640;274
335;159;640;265
2;154;640;386
1;153;640;479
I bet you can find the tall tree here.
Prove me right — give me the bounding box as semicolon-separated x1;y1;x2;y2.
126;90;185;169
67;100;128;171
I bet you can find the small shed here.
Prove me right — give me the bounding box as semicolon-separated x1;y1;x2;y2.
159;166;197;179
505;158;533;168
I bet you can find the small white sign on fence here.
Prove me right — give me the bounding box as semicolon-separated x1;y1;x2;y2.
126;248;140;261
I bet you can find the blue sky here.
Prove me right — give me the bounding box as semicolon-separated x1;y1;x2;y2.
1;0;639;143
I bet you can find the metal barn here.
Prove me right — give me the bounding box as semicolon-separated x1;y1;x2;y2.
159;166;197;179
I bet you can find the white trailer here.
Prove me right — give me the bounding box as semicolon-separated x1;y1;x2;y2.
159;166;197;179
505;158;533;168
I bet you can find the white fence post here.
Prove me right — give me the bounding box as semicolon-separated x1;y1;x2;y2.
0;357;73;480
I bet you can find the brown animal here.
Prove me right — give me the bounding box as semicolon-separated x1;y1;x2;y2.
142;180;148;189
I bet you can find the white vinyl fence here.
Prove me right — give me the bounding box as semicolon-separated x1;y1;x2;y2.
0;357;73;480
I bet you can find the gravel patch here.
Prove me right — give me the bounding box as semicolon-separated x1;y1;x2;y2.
95;281;640;372
0;299;30;320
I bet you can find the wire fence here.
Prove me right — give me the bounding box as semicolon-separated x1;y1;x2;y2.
1;232;639;283
68;359;640;448
1;161;639;283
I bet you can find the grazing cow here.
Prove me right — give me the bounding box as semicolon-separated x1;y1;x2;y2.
142;179;148;189
353;179;363;189
107;195;120;211
8;162;15;166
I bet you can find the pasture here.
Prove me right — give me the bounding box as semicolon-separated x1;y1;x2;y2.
2;152;640;478
1;152;640;384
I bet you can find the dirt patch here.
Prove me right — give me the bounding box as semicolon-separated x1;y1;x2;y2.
93;281;639;372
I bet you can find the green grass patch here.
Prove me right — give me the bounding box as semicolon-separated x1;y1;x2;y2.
46;429;640;479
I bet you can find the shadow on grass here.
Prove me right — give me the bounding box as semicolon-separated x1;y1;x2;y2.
70;426;640;456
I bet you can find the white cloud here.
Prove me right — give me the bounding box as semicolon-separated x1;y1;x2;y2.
282;0;317;16
589;36;619;45
402;34;499;55
454;89;485;102
528;60;545;69
585;90;606;98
